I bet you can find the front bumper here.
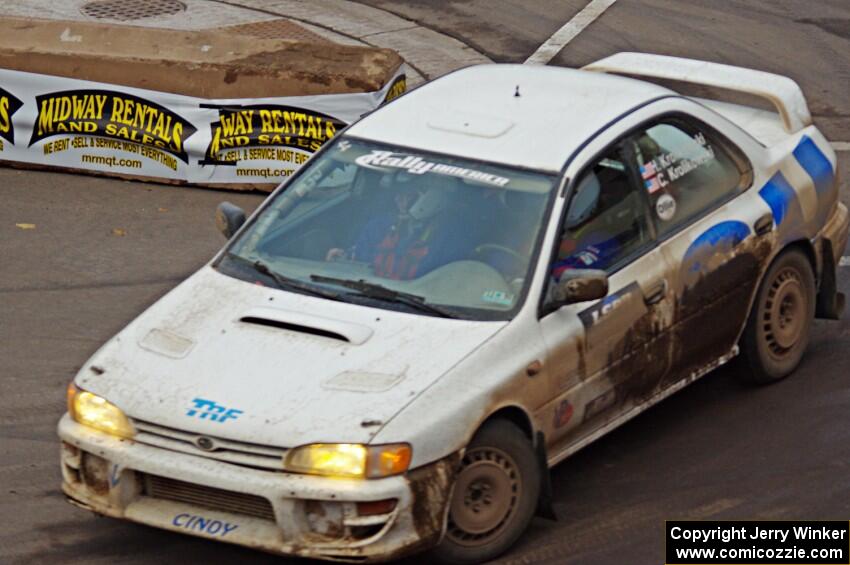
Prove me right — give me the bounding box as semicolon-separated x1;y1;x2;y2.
58;414;456;562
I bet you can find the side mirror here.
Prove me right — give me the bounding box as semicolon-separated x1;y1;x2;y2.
215;202;246;239
551;269;608;305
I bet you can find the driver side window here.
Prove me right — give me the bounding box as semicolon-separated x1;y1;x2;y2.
551;147;653;280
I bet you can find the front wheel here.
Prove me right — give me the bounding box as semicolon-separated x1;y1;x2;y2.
741;249;815;384
433;419;541;564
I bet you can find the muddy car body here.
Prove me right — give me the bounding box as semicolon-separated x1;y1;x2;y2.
59;53;848;563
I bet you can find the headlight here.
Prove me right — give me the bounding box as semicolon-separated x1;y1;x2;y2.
67;382;135;439
284;443;411;478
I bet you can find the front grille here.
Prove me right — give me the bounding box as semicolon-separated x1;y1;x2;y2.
132;419;287;471
142;473;276;521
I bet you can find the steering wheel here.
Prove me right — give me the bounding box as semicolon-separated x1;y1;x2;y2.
474;244;525;262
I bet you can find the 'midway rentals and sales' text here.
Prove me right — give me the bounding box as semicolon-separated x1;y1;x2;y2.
0;66;406;187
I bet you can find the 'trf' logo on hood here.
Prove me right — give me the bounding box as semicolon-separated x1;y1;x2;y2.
185;398;243;423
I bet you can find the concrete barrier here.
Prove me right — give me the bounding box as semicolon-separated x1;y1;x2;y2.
0;17;406;190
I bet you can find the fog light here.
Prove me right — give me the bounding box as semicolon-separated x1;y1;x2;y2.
80;453;110;494
304;499;345;539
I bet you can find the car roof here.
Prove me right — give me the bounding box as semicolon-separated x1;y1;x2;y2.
346;64;674;173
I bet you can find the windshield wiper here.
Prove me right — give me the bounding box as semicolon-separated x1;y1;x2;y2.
225;253;342;301
309;275;461;319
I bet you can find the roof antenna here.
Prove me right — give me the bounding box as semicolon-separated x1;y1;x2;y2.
514;85;521;98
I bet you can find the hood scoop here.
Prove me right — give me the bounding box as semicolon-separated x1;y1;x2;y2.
238;307;373;345
241;316;350;343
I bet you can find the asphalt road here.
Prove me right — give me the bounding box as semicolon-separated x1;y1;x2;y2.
2;1;850;564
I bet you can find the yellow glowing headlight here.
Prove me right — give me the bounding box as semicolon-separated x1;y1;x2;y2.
284;443;411;479
67;383;135;439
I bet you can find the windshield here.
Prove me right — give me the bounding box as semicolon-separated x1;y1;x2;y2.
219;138;557;320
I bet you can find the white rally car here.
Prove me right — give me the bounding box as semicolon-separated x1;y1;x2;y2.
59;53;848;563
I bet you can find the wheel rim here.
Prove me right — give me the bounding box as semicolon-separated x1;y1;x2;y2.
446;446;521;547
763;266;806;355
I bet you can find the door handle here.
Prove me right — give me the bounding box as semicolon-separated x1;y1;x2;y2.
643;279;667;305
754;212;774;236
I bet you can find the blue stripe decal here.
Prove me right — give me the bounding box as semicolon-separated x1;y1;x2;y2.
684;221;751;260
793;135;834;195
758;171;796;227
682;221;751;279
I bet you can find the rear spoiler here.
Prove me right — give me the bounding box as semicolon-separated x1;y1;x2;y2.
583;52;812;134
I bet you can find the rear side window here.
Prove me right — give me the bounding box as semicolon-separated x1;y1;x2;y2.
629;120;748;236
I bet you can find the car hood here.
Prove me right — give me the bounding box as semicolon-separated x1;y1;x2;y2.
76;267;506;447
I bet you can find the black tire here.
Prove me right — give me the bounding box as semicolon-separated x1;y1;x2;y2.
741;249;815;384
432;419;541;564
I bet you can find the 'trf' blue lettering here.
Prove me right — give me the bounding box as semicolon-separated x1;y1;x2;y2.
185;398;243;423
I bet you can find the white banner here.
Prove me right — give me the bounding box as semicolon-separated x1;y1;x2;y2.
0;66;407;185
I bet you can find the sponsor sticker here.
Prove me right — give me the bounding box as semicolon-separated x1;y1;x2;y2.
481;289;514;306
185;398;243;423
577;282;639;328
655;193;677;221
583;389;616;422
553;399;574;428
355;150;511;187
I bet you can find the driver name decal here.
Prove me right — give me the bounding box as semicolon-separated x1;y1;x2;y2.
640;131;716;192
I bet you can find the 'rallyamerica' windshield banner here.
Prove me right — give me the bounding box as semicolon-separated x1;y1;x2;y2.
0;66;406;187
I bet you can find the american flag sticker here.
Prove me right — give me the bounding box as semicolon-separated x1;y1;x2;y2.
645;176;663;193
640;161;657;179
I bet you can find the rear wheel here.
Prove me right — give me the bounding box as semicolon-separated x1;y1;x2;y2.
741;249;815;384
433;419;540;564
